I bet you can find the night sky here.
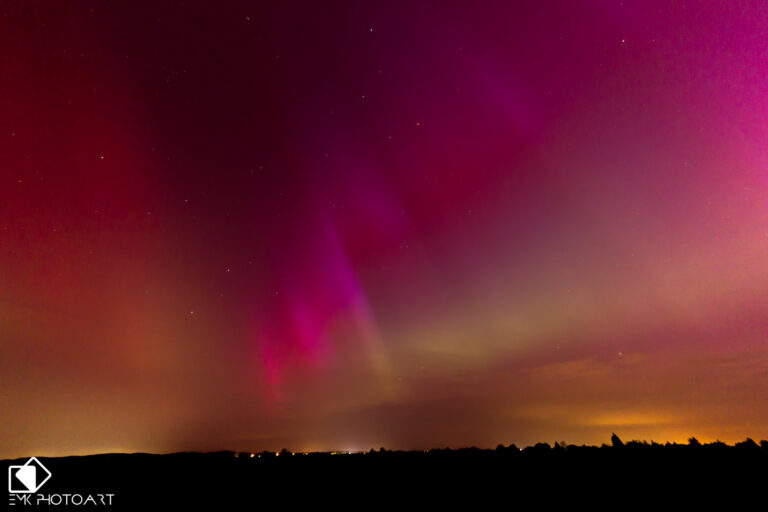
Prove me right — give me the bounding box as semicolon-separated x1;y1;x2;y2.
3;1;768;458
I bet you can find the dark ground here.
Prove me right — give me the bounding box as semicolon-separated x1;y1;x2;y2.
4;437;767;508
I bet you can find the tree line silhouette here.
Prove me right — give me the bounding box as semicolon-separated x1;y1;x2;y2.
230;432;768;458
4;434;766;508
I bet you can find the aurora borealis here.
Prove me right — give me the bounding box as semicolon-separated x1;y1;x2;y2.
2;1;768;459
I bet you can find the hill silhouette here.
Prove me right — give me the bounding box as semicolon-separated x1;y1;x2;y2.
4;434;767;508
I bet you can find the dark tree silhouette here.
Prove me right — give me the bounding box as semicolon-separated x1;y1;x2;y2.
4;433;768;508
735;438;759;450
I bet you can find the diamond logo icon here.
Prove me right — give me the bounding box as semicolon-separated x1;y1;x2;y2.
8;457;52;493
